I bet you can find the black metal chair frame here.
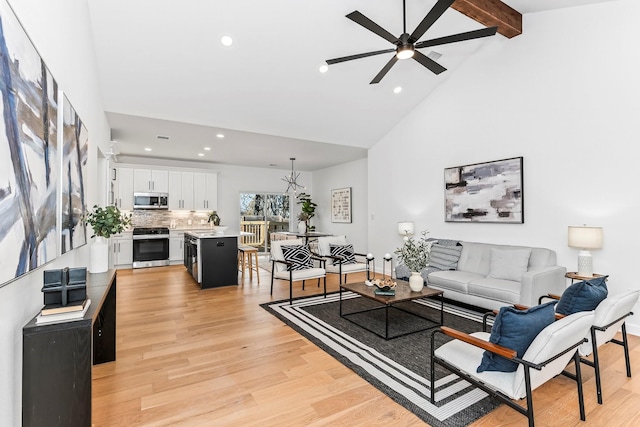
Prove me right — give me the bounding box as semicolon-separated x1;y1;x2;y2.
270;257;326;305
430;327;587;427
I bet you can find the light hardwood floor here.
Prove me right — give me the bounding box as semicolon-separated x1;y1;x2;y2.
93;265;640;426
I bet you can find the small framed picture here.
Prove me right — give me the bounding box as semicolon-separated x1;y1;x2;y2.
331;187;352;223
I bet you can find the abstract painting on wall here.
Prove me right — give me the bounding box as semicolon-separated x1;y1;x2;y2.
444;157;524;223
61;95;87;254
0;0;59;286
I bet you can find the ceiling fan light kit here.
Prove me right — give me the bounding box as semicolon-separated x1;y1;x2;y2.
325;0;498;84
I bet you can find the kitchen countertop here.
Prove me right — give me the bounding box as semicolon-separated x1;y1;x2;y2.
184;230;243;239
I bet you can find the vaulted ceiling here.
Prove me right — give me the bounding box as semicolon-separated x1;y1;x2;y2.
87;0;615;171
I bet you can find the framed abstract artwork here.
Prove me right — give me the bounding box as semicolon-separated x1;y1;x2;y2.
0;0;59;286
331;187;352;223
60;95;88;254
444;157;524;223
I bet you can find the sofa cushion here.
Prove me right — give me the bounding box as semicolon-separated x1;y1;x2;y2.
281;245;313;271
487;248;531;282
467;277;521;305
555;275;608;315
427;270;483;293
429;243;463;271
329;244;357;264
477;301;557;373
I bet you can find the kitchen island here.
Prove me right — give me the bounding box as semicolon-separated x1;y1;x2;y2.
184;231;239;289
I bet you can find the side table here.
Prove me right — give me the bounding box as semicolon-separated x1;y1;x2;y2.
565;272;606;284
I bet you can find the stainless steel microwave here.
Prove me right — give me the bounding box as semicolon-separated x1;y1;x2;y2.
133;192;168;209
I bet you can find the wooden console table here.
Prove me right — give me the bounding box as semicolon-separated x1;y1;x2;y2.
22;269;117;427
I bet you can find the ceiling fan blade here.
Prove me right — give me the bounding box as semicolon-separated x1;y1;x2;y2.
415;26;498;49
370;56;398;84
347;11;399;44
326;48;396;65
412;50;446;75
408;0;455;43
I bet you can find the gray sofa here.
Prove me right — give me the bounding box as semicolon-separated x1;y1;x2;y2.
397;240;566;310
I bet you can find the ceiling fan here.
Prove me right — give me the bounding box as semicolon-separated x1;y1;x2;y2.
325;0;498;84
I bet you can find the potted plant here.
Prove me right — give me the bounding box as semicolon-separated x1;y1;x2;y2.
394;230;431;291
84;205;132;273
297;212;310;234
296;192;317;232
208;211;221;226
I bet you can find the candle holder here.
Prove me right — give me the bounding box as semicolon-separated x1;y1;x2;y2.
365;253;376;285
382;253;393;279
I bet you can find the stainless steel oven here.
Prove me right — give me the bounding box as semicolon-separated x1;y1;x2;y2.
132;227;170;268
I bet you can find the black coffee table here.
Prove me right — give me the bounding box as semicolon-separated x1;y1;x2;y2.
339;280;444;340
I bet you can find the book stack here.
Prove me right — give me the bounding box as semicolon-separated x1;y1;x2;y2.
36;299;91;325
374;289;395;296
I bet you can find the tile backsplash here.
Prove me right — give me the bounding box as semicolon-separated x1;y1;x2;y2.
124;210;213;229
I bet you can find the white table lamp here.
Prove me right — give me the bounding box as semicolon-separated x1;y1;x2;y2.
568;225;603;277
398;221;414;241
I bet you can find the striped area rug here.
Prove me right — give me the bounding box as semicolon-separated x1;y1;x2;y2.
261;292;500;426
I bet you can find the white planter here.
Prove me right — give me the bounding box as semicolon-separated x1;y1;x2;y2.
297;221;307;234
409;272;424;292
89;236;109;273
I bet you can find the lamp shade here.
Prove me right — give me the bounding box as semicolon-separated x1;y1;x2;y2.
398;221;415;236
568;226;603;249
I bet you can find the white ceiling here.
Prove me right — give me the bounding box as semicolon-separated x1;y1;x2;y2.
87;0;615;171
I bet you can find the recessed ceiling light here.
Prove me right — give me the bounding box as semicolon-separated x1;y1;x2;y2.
393;86;402;94
216;133;225;139
319;64;328;73
198;153;204;157
220;35;233;47
144;147;152;151
204;147;211;151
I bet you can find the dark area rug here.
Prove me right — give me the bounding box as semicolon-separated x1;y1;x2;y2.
261;291;500;426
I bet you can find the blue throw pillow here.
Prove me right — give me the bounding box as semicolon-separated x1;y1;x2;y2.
477;301;556;373
555;275;608;315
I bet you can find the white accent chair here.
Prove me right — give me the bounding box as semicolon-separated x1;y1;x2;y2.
270;239;326;305
316;235;368;284
537;288;639;404
576;289;638;404
431;311;595;427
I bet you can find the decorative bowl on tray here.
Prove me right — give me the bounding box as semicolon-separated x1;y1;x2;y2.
371;278;397;291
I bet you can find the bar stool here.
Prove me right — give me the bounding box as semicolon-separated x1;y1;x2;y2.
238;245;260;284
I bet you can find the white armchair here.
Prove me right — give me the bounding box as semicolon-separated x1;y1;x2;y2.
316;235;368;284
270;239;326;305
431;311;595;427
577;289;638;404
537;288;639;404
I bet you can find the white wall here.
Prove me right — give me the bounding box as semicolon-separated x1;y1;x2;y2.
116;156;313;232
368;0;640;333
0;1;109;425
312;158;368;251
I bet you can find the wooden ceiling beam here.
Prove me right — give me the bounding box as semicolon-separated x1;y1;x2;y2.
452;0;522;38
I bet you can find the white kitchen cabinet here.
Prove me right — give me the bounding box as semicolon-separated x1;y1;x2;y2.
168;171;194;210
115;167;134;210
134;168;169;193
112;233;133;268
193;172;218;211
169;231;185;262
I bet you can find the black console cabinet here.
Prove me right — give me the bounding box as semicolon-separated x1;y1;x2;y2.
22;270;117;427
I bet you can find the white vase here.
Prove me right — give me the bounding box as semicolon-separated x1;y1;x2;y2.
89;236;109;273
297;221;307;234
409;272;424;292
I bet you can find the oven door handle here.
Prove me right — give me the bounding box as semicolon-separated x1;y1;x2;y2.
133;235;170;240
